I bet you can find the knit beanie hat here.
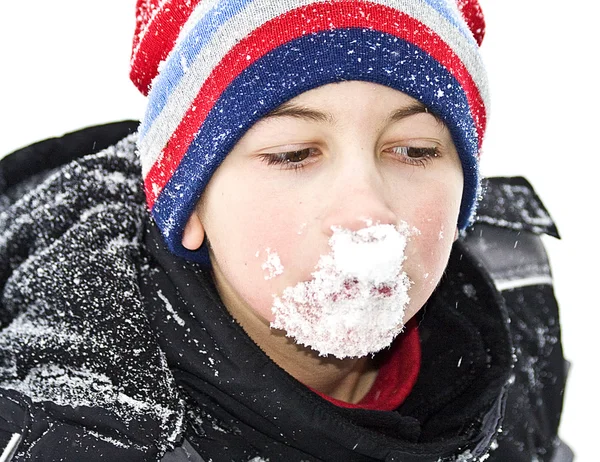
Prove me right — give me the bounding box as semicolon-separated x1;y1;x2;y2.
131;0;489;264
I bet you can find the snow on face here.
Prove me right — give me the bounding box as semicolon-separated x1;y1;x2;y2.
270;222;416;359
261;248;284;280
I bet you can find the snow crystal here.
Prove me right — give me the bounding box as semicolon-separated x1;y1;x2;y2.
261;248;284;280
86;430;132;450
180;54;189;73
1;364;115;409
270;222;416;358
158;290;186;327
462;283;477;299
455;450;475;461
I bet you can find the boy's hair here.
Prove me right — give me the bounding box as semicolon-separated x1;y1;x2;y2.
131;0;489;264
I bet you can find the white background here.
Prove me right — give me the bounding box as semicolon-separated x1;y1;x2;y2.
0;1;598;459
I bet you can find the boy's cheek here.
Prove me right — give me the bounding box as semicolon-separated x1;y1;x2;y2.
407;229;453;286
210;215;314;324
402;201;460;309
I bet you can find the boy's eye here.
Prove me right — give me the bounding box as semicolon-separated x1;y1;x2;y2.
281;149;311;163
259;148;317;170
259;146;440;170
388;146;440;166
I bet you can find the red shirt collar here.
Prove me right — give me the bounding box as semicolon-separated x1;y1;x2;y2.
312;319;421;411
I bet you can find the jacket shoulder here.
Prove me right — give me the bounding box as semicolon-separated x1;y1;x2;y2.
475;176;559;238
0;121;138;201
461;177;572;462
0;123;184;460
462;176;559;292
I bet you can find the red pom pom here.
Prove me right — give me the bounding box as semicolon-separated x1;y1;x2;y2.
130;0;201;95
456;0;486;46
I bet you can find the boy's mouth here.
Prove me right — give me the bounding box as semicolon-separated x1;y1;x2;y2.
373;284;395;298
330;278;396;302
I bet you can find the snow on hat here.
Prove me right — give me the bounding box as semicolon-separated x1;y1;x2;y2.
131;0;489;264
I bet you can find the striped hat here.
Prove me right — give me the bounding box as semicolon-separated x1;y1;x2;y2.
131;0;489;264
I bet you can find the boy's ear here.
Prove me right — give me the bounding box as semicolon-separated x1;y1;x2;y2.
182;212;205;250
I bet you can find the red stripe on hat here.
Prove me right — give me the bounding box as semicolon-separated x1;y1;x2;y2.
145;1;486;208
131;0;202;95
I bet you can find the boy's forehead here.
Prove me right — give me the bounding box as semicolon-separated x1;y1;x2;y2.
261;83;440;125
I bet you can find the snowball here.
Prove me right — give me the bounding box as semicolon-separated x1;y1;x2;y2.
270;222;417;358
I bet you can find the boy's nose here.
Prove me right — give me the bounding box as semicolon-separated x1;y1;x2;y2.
320;164;398;236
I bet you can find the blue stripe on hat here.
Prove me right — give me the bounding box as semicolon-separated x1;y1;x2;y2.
152;27;479;264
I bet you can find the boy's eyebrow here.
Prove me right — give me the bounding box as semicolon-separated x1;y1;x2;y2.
262;102;334;123
388;102;441;123
261;101;441;124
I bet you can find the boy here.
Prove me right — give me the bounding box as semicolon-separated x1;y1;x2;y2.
0;0;571;461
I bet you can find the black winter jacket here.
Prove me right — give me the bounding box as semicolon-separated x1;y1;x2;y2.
0;122;572;461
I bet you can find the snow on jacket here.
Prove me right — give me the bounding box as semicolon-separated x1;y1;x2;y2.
0;122;572;461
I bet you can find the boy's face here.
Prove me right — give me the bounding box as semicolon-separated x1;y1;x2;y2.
190;81;463;355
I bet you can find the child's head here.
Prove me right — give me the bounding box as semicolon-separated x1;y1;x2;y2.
131;0;488;357
132;0;488;261
183;80;463;357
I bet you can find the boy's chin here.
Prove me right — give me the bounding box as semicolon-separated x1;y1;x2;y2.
291;324;406;360
270;295;409;359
